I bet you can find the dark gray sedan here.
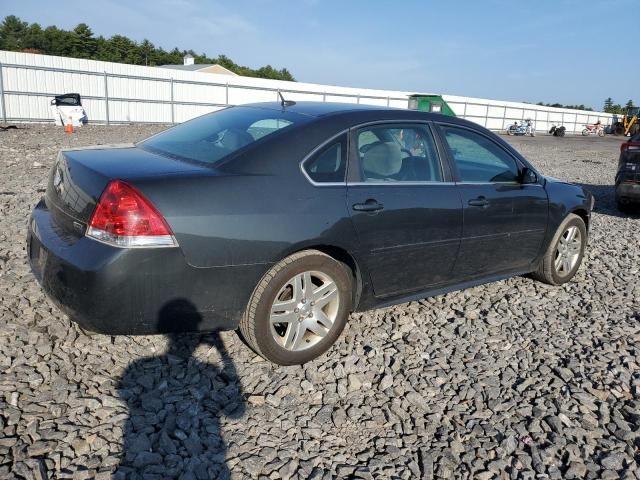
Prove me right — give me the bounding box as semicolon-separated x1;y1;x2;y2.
27;102;594;364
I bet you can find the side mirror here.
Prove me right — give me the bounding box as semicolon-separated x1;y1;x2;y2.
520;167;538;184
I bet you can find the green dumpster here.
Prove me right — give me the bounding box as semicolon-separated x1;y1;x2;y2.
408;94;456;116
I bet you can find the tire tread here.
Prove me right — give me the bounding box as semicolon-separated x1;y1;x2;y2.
532;213;585;286
239;249;334;360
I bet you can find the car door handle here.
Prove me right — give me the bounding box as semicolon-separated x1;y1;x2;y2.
468;197;489;207
352;199;384;212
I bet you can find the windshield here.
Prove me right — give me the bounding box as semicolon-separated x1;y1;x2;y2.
141;106;307;165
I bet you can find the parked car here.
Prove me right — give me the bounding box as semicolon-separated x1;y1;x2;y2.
27;102;594;365
615;133;640;211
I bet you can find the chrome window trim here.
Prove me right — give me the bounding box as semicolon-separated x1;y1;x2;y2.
351;119;432;128
455;181;544;187
347;181;456;187
299;129;349;187
346;181;544;187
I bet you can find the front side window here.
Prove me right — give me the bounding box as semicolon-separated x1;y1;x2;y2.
355;124;442;182
303;135;347;183
441;126;520;183
141;106;307;165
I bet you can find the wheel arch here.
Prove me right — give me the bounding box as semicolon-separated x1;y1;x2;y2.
570;208;590;231
286;244;364;312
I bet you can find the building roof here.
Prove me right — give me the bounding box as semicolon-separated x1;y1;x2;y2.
158;64;215;71
157;64;238;75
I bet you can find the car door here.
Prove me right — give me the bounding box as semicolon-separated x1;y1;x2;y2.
346;122;463;298
436;123;548;279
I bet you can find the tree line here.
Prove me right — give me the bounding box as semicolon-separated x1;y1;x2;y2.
535;102;593;111
0;15;295;81
603;98;635;115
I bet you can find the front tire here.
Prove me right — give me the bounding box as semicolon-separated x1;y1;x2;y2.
582;129;589;136
239;250;352;365
532;214;587;285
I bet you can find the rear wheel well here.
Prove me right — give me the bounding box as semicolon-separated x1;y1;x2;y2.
292;245;362;311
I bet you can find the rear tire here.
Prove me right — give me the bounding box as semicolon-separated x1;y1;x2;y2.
239;250;352;365
581;129;589;136
532;214;587;285
617;197;632;213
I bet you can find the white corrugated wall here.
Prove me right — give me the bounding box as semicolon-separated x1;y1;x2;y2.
0;50;616;133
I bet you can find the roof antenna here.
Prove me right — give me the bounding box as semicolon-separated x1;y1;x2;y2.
278;91;296;109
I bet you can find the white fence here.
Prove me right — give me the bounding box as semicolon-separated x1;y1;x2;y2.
0;51;616;134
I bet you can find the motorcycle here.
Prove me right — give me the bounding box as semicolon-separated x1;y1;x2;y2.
582;123;604;137
506;120;535;137
549;124;566;137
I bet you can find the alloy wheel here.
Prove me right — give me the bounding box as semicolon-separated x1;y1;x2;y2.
554;226;581;276
269;270;340;351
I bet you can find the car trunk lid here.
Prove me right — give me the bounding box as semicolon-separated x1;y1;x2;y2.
45;145;212;233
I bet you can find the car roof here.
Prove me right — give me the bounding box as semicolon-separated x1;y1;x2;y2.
246;101;408;117
241;101;470;127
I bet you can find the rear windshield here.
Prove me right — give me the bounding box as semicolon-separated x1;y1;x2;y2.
141;106;307;165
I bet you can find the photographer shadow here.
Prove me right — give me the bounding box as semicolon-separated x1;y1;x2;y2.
115;299;245;479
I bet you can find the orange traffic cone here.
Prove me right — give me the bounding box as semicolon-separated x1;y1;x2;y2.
64;117;74;134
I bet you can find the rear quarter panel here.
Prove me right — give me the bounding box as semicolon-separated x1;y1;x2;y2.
131;117;362;269
135;174;357;268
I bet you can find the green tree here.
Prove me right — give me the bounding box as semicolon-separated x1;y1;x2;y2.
0;15;296;81
0;15;28;50
624;100;634;115
604;97;614;113
139;39;156;66
536;101;593;112
23;23;45;52
42;26;72;56
70;23;96;58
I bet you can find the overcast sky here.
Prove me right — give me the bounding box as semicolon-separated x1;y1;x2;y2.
6;0;638;110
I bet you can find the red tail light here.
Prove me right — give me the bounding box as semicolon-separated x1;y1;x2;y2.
621;142;640;153
87;180;177;247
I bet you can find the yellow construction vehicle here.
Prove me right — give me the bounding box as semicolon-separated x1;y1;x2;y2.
612;107;640;136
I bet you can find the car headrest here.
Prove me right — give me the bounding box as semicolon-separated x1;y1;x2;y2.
222;129;254;150
363;142;402;178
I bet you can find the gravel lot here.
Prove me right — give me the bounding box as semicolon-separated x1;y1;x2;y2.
1;125;639;479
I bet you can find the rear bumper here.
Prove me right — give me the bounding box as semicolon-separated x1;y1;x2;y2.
616;182;640;201
27;199;270;334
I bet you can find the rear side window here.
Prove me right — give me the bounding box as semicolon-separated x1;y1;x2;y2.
355;124;442;182
441;126;519;183
141;106;307;166
303;135;347;183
